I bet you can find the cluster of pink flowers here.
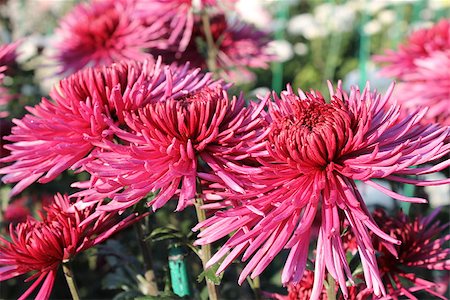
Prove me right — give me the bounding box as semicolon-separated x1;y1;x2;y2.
53;0;271;81
376;19;450;125
0;0;449;299
0;41;19;118
3;59;449;298
265;209;449;300
193;83;450;299
0;194;143;299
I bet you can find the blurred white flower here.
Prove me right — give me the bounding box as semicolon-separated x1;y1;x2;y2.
16;35;49;63
249;87;271;99
294;42;308;56
366;1;387;14
314;3;334;24
287;13;317;35
423;172;450;208
315;3;356;32
345;0;363;12
235;0;273;30
344;63;392;92
302;26;328;39
429;0;450;10
377;9;396;25
268;40;294;62
363;19;382;35
356;180;395;210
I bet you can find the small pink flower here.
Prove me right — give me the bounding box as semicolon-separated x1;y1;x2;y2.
54;0;166;75
0;59;221;196
83;85;268;212
194;82;450;299
0;41;20;118
375;19;450;125
2;197;30;225
0;194;143;300
373;209;450;299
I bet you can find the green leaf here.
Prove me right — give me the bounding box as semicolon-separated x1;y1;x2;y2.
135;291;182;300
197;261;224;285
306;258;314;271
349;252;361;275
112;290;143;300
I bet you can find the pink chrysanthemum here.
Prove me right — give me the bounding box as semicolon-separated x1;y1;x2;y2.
135;0;236;52
194;83;450;299
81;85;268;212
0;59;221;196
153;13;273;82
54;0;166;75
375;19;450;125
372;209;450;299
0;194;142;300
0;41;19;118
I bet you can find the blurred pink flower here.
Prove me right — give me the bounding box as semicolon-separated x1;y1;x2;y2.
373;209;450;299
135;0;236;52
194;82;450;299
82;85;268;212
0;41;19;118
376;19;450;125
0;59;220;196
153;13;273;82
0;194;142;300
54;0;166;75
2;197;30;225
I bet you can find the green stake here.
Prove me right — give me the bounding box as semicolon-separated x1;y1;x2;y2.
168;244;191;297
358;6;370;88
271;1;289;93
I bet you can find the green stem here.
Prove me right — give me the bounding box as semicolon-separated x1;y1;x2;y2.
201;12;218;76
251;276;261;300
326;274;336;300
62;261;80;300
135;221;159;296
195;197;219;300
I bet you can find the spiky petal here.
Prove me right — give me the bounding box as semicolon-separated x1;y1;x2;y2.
375;19;450;125
194;82;450;300
82;85;268;212
0;59;221;196
0;194;143;300
53;0;167;75
373;208;450;299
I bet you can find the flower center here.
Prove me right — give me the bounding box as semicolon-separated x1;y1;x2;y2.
269;95;351;169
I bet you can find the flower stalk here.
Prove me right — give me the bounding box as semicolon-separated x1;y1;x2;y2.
195;197;219;300
325;274;336;300
201;11;218;76
62;261;80;300
135;220;159;296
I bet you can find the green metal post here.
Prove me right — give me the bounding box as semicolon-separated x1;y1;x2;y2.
168;244;191;297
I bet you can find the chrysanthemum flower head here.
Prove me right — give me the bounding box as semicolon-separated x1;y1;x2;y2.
154;13;273;82
372;208;450;299
135;0;236;52
82;84;268;212
0;41;20;118
194;82;450;299
375;19;450;125
0;58;221;196
54;0;166;75
0;193;143;300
